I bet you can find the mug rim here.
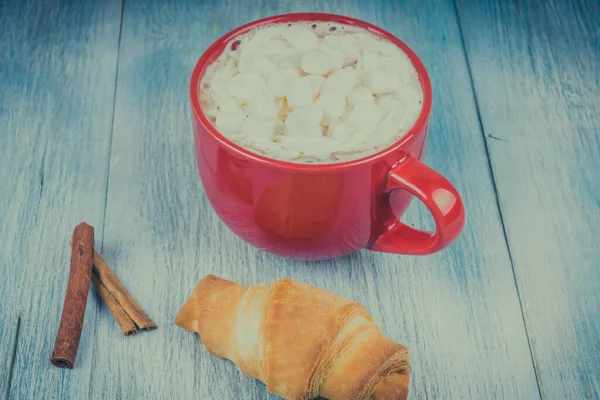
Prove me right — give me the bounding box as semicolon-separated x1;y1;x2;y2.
190;12;433;172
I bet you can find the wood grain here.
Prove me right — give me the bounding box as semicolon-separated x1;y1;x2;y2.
0;0;122;398
456;0;600;398
90;0;539;398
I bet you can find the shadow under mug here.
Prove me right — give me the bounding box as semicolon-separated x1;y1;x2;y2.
190;13;465;260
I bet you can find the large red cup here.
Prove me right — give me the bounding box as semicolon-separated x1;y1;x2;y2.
190;13;465;260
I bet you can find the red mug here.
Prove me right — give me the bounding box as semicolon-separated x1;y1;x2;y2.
190;13;465;260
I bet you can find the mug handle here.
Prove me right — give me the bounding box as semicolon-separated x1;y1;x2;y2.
370;154;465;255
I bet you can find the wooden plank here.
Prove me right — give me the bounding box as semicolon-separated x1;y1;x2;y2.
94;0;541;398
456;0;600;398
0;0;122;398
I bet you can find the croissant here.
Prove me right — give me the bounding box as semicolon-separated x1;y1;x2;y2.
175;275;410;400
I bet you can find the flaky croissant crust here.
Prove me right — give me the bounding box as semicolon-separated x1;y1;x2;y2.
175;275;409;400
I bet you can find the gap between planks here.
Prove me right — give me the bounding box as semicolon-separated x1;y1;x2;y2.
99;0;127;254
5;317;22;400
87;0;127;399
451;0;544;398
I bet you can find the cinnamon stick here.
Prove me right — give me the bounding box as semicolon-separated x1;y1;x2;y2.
92;250;156;331
91;272;137;336
51;223;94;369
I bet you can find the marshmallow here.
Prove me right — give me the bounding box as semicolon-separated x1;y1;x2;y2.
285;104;323;136
283;26;319;51
241;116;277;139
325;115;340;135
260;38;294;61
376;119;400;139
375;96;406;138
322;35;360;65
376;39;401;56
380;89;423;139
300;50;330;75
395;84;424;106
245;28;277;49
217;97;244;113
321;67;358;97
238;54;277;77
363;68;399;94
246;92;280;119
285;104;323;127
347;86;374;106
220;58;238;77
319;45;344;72
228;73;267;104
346;102;382;134
329;120;354;140
356;48;379;73
216;110;246;135
377;95;408;121
304;75;325;98
316;91;346;118
227;74;279;119
208;83;229;116
375;54;397;70
286;76;314;107
322;35;343;49
352;33;382;51
352;33;372;49
203;103;218;119
278;52;304;71
377;95;398;115
342;41;361;65
210;64;237;107
266;68;300;98
207;88;229;117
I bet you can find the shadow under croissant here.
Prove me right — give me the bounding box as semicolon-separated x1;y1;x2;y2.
190;349;408;400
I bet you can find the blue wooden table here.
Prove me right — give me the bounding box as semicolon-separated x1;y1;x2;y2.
1;0;599;398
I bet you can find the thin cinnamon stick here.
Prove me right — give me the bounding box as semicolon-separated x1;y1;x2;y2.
51;223;94;369
91;272;137;336
92;250;156;331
